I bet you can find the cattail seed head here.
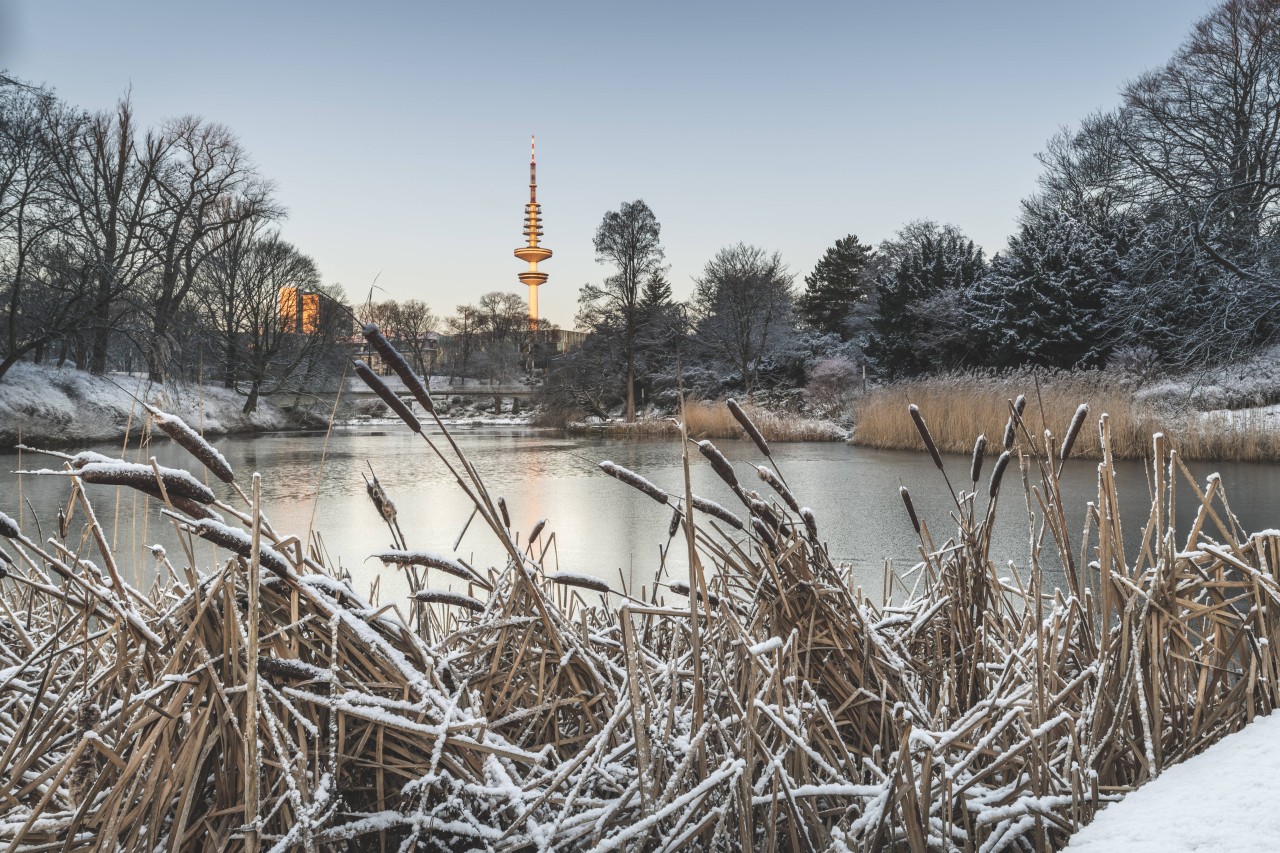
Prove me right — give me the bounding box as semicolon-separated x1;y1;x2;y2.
908;405;945;472
497;496;511;529
191;519;291;578
756;465;800;514
749;498;781;531
668;507;682;538
364;475;397;524
695;440;739;490
528;518;547;543
599;461;669;504
970;434;987;485
354;360;421;433
148;406;235;482
799;507;819;542
752;517;778;552
373;550;474;583
549;572;612;595
690;494;745;530
669;580;721;608
989;450;1012;498
0;512;18;540
413;590;486;612
76;461;216;505
727;398;770;457
363;324;435;414
1060;403;1089;463
1004;395;1027;450
900;486;922;536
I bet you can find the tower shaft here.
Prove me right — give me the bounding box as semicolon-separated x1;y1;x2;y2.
514;136;551;328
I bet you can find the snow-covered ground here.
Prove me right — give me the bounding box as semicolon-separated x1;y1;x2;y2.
1065;711;1280;852
1140;344;1280;412
0;362;289;447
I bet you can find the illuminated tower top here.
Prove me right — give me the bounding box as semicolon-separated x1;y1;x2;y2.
514;135;551;326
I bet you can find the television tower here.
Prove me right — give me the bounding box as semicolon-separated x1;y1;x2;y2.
514;136;551;327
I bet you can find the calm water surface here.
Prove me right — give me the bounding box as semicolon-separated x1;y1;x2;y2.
5;427;1280;603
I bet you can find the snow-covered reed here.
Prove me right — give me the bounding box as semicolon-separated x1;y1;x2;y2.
2;341;1279;850
853;369;1280;461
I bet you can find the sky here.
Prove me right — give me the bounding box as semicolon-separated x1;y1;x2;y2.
1;0;1213;329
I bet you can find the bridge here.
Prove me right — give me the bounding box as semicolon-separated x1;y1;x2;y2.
342;376;537;409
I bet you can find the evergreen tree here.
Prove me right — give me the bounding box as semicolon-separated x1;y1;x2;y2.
796;235;875;340
969;212;1122;370
866;222;986;378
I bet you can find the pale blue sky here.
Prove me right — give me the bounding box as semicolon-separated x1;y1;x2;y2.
2;1;1212;327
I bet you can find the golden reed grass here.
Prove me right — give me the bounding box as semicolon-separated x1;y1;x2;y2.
853;370;1280;461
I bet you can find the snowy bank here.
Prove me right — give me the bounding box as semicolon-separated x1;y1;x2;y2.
1065;711;1280;852
0;362;290;448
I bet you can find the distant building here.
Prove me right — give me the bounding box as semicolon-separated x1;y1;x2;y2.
278;287;321;334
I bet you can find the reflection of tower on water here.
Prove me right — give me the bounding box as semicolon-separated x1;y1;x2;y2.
514;136;551;328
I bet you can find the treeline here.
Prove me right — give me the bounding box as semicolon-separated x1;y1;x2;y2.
356;290;549;387
549;0;1280;418
0;75;354;412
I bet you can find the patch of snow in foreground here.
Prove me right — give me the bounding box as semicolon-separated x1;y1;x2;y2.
1065;711;1280;852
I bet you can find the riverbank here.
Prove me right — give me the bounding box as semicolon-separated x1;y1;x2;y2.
563;399;849;442
0;362;292;448
851;357;1280;461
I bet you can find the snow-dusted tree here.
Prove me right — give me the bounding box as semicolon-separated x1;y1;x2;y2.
580;200;667;421
970;213;1124;369
690;243;796;396
866;221;986;378
796;235;875;341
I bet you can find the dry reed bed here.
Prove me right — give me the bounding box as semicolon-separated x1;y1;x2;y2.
1;331;1278;850
853;371;1280;461
570;399;848;443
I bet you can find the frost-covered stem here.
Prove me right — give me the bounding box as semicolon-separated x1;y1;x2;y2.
245;473;262;852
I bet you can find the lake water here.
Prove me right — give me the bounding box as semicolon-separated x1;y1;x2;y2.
4;427;1280;604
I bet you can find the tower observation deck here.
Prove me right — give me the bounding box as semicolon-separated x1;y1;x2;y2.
514;136;551;326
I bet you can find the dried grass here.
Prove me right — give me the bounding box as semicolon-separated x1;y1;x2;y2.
1;373;1279;850
853;370;1280;461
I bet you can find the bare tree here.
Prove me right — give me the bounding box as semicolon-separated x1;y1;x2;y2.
690;244;796;396
0;79;88;379
1120;0;1280;268
52;94;161;375
580;200;667;420
141;116;281;380
391;299;438;375
196;217;264;387
444;304;482;383
235;233;324;413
